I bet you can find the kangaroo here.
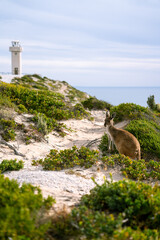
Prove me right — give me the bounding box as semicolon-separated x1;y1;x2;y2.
104;110;141;160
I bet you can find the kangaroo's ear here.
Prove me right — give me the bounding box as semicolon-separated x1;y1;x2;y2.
106;110;110;117
111;112;116;119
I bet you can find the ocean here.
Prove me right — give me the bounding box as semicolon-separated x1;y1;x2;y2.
76;87;160;107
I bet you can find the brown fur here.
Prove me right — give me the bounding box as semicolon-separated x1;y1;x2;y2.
104;110;141;160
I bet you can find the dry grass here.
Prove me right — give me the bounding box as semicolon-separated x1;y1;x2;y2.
0;108;15;120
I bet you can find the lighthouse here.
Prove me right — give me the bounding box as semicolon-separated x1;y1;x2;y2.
9;41;22;75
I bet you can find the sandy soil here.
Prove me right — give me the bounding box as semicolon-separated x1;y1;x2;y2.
1;110;127;210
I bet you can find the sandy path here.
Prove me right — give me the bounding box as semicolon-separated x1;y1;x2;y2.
1;111;126;210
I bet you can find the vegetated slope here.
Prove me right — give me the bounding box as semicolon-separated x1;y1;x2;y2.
0;74;90;142
11;74;89;104
0;74;112;143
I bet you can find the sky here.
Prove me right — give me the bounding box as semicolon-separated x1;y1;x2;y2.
0;0;160;86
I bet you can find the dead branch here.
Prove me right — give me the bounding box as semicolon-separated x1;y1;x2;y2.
0;136;25;157
84;138;101;148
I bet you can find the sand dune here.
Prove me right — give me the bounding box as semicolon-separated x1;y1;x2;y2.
1;110;126;210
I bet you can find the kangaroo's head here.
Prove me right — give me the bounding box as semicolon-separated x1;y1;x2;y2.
104;110;116;127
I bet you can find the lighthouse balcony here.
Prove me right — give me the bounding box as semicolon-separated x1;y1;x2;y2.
9;47;23;52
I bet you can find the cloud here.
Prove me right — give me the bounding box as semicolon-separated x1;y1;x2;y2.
1;0;160;86
23;57;160;71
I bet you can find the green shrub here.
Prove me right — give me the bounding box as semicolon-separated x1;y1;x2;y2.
0;117;16;128
13;75;38;84
32;83;48;91
71;103;91;119
48;179;160;239
71;206;123;239
32;74;43;80
32;146;100;170
125;119;160;158
147;95;156;110
102;154;147;180
36;113;48;135
13;75;54;91
110;103;149;122
21;75;34;83
98;133;118;155
70;205;159;239
98;133;109;155
0;159;24;173
47;210;80;239
0;92;16;109
0;82;65;118
33;144;160;181
102;154;160;180
3;129;16;141
0;118;17;141
82;97;112;110
18;104;28;112
32;113;66;136
81;179;160;229
0;174;54;239
67;86;88;102
112;227;159;240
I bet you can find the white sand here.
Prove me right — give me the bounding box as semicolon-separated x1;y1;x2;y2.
1;111;126;210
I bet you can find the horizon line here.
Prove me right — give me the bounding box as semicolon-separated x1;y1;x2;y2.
75;85;160;88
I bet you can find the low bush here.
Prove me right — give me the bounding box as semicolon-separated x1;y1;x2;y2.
0;159;24;173
0;92;17;109
32;74;43;80
67;86;88;102
71;103;91;119
98;133;109;155
47;179;160;239
0;82;65;119
32;113;66;136
18;103;28;112
102;154;147;180
0;174;54;239
82;96;112;110
0;118;17;141
71;206;123;239
110;103;149;122
81;179;160;229
98;133;118;155
33;144;160;181
125;119;160;158
102;154;160;180
32;146;100;170
35;113;48;135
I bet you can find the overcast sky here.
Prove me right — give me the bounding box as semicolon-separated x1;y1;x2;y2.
0;0;160;86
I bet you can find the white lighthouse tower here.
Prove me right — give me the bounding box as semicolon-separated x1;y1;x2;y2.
9;41;22;75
